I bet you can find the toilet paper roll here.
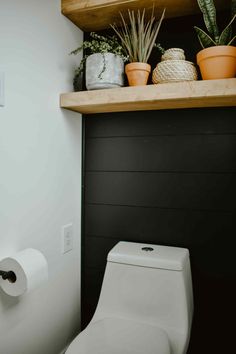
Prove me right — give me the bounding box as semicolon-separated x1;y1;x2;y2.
0;248;48;297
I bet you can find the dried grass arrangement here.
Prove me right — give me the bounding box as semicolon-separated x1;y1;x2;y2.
110;7;165;63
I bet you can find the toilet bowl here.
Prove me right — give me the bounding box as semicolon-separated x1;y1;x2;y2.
66;318;170;354
66;241;193;354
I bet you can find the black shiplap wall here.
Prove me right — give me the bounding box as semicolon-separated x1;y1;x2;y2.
82;11;235;354
82;108;236;354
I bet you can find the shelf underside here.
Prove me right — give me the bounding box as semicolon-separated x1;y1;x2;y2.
60;79;236;115
61;0;230;31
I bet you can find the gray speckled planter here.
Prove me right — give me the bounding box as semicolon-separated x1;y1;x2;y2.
86;53;124;90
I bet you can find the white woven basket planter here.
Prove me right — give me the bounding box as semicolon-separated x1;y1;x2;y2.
152;59;198;84
161;48;186;61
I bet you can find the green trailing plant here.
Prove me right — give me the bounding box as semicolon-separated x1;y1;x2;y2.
70;32;128;80
194;0;236;48
110;7;165;63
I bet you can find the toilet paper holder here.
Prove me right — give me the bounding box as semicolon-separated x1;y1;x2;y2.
0;270;17;283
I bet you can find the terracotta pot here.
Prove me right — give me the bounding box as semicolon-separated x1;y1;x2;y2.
197;45;236;80
125;62;151;86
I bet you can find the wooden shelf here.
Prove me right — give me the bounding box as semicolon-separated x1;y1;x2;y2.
60;79;236;114
61;0;229;32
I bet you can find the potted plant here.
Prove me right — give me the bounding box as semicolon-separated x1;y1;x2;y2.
111;8;165;86
194;0;236;80
70;32;128;90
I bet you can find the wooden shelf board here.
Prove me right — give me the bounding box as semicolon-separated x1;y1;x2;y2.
60;79;236;114
61;0;229;31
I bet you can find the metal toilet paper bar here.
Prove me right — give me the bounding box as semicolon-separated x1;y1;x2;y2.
0;270;17;282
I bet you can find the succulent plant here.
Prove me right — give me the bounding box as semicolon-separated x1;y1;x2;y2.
194;0;236;48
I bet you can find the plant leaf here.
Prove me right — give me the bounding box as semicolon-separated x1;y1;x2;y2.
138;9;146;62
197;0;219;42
145;8;165;62
228;34;236;45
194;26;216;48
110;14;134;60
129;10;138;61
141;13;154;61
219;14;236;44
232;0;236;17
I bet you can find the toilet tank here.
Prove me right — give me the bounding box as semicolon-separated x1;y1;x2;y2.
92;242;194;354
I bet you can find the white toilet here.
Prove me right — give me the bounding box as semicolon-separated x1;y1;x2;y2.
66;241;194;354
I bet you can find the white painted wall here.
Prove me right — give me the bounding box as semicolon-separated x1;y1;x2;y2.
0;1;83;353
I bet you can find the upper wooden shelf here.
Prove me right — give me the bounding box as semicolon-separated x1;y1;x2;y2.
61;0;229;32
60;79;236;114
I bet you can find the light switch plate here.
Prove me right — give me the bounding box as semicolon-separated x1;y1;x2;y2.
0;72;4;107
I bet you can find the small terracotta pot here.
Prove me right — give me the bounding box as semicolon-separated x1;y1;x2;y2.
197;45;236;80
125;62;151;86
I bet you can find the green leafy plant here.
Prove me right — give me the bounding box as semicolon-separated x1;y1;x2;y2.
194;0;236;48
70;32;128;79
110;8;165;63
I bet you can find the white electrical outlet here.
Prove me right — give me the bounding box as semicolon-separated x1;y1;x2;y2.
61;223;73;254
0;72;4;107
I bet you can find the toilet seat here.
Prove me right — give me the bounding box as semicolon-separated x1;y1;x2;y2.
66;318;170;354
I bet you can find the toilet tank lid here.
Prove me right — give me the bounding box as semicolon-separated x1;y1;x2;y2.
107;242;189;271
